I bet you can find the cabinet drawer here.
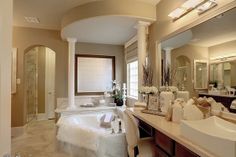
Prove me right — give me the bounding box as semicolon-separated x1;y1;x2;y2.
175;142;199;157
155;130;174;156
155;146;170;157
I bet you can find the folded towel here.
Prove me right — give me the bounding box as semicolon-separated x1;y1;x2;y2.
100;113;114;128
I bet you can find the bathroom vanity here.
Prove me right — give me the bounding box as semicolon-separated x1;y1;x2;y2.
127;108;219;157
199;93;236;113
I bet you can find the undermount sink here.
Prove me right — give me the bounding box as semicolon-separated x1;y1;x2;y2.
180;116;236;157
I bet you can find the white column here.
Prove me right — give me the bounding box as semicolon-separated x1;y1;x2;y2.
137;21;150;100
67;38;77;109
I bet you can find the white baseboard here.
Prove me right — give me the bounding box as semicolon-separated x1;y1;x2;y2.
37;113;48;121
11;125;26;138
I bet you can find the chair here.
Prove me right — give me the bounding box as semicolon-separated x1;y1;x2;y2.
123;109;155;157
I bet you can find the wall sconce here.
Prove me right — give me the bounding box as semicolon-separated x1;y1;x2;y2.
168;0;217;21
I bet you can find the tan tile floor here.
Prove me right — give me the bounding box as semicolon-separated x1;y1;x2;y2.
11;120;70;157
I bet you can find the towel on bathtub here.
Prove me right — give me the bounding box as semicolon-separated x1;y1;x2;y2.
100;113;114;128
57;116;109;152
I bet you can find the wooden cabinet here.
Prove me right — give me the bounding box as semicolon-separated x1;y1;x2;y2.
155;130;174;156
135;116;202;157
153;128;199;157
175;143;200;157
155;146;170;157
199;93;236;113
138;119;154;138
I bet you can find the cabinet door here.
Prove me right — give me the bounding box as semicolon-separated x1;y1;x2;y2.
175;143;199;157
155;146;170;157
155;130;174;156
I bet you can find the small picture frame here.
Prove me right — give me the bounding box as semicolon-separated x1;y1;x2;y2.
148;95;159;111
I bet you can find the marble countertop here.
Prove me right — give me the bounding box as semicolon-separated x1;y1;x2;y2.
55;106;117;114
199;92;236;98
127;107;219;157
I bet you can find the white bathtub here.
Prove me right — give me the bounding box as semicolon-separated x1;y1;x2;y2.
56;109;127;157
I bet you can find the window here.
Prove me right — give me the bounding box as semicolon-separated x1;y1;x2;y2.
75;54;115;95
127;60;138;99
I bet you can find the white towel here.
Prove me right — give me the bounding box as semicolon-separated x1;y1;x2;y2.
104;113;113;123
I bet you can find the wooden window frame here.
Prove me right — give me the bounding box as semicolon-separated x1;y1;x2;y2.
75;54;116;96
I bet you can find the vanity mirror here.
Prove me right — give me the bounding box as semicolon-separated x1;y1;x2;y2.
159;7;236;98
210;58;236;89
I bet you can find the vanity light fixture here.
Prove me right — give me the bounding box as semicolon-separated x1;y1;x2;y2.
168;8;187;19
197;0;218;14
168;0;217;21
182;0;205;10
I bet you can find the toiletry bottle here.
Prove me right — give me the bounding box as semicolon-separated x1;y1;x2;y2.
172;102;183;123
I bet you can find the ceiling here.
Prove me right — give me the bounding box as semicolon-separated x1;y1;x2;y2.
61;16;139;45
13;0;160;30
190;8;236;47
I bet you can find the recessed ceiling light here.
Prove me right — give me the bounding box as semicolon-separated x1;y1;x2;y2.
24;16;40;24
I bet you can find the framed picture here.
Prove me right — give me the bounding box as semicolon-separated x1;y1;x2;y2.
11;48;17;94
148;95;159;111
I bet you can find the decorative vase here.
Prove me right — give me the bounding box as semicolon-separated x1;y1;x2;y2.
114;99;123;106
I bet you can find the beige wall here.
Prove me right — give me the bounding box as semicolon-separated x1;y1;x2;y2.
12;27;68;127
209;40;236;59
171;44;209;96
76;42;125;84
0;0;12;154
149;0;236;86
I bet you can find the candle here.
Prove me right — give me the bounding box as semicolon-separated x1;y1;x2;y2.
123;83;126;89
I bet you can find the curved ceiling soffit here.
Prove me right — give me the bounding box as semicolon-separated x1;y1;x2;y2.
61;0;157;29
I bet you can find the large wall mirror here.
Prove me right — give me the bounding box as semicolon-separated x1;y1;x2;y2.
159;7;236;98
75;54;115;95
210;58;236;88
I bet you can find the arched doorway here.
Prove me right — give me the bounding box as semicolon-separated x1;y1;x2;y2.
24;46;56;123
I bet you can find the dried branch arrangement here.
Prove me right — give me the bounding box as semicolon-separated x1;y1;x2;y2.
143;62;153;86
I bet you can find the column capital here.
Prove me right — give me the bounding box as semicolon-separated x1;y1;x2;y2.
136;21;151;28
163;47;173;52
67;38;77;43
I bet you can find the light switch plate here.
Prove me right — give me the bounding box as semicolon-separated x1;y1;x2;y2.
16;78;21;85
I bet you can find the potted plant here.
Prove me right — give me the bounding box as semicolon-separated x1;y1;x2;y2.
112;80;124;106
113;88;124;106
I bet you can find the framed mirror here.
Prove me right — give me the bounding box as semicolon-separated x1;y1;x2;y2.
75;54;115;95
194;60;208;89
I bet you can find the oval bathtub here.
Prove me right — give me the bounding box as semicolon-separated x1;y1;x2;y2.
56;110;127;157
